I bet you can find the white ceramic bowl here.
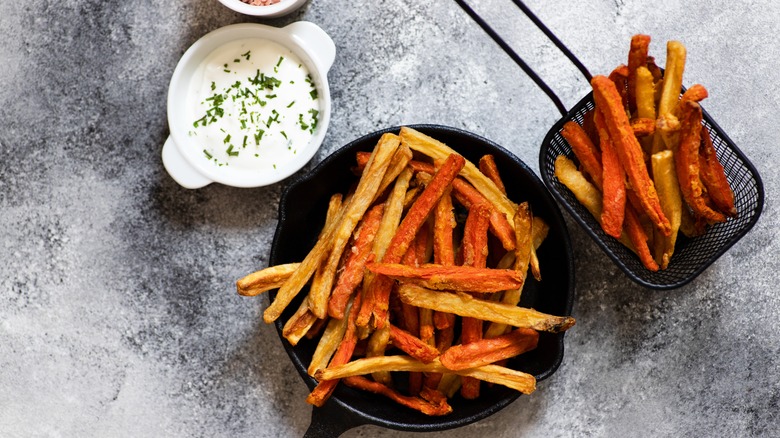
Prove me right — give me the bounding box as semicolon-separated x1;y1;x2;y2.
216;0;308;18
163;22;335;188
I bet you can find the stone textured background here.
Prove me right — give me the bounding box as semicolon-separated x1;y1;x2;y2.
1;0;777;436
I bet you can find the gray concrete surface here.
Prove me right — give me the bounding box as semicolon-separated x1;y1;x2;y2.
1;0;778;436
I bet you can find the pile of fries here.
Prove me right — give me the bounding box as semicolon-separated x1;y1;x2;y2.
555;35;737;271
238;127;575;415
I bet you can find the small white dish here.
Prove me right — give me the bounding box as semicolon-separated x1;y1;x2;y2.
216;0;308;18
163;22;335;189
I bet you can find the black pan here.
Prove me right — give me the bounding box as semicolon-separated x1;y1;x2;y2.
268;125;575;436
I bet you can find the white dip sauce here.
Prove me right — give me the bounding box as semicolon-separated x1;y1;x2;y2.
186;38;320;171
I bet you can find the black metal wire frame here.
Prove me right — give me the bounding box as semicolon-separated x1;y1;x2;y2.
453;0;591;116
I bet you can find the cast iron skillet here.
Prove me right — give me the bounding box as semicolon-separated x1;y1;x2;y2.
268;125;575;437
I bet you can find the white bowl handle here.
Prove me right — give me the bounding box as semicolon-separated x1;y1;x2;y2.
284;21;336;72
162;136;213;189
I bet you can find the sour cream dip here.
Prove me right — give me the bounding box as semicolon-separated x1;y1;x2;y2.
186;38;320;172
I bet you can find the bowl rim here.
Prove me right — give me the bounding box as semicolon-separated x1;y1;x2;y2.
539;92;765;290
216;0;306;17
165;22;332;188
269;124;576;432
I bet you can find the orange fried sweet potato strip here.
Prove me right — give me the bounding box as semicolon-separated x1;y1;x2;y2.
366;263;525;293
675;100;727;223
560;121;603;190
440;328;539;371
594;110;626;238
459;203;491;399
365;153;466;328
388;324;440;364
451;178;516;251
699;126;737;217
623;205;659;271
343;376;452;416
478;154;507;195
680;84;709;107
306;290;362;407
627;34;651;114
630;118;656;137
592;75;671;236
609;64;630;111
328;204;384;319
432;189;456;331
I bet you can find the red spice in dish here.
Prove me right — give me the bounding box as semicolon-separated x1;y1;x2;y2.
240;0;281;5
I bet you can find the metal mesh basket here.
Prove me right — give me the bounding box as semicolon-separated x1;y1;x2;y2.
457;0;765;289
540;93;764;289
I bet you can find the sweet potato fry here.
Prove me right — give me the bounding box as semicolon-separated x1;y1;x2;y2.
560;121;603;190
651;150;683;269
371;153;466;328
366;263;525;293
592;75;671;236
236;263;299;296
699;126;737;218
628;34;651;114
440;328;539;371
459;204;491;399
316;356;537;395
479;154;507;195
306;291;362;407
452;178;516;251
357;168;414;328
343;376;452;416
594;109;626;238
680;84;708;107
609;64;630;111
630;117;656;137
264;134;399;323
328;204;384;319
675;100;727;223
624;205;659;271
433;188;456;266
398;285;575;333
389;324;439;364
399;127;517;225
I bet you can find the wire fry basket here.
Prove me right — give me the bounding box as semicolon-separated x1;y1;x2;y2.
456;0;764;289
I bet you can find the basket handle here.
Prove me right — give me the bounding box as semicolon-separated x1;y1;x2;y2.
454;0;591;116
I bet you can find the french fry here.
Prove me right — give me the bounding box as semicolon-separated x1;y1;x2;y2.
316;356;537;395
675;100;727;223
398;285;575;333
370;153;466;328
264;134;399;323
560;121;603;189
651;150;683;269
440;328;539;371
343;376;452;416
478;154;507;195
635;66;657;155
699;126;737;217
652;41;687;155
308;299;352;376
282;298;319;346
554;155;603;219
591;75;671;236
236;263;299;296
484;203;533;339
627;34;651;114
623;204;659;271
366;326;393;386
367;263;525;293
594;109;626;238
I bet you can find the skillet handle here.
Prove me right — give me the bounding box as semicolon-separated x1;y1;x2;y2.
303;402;368;438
